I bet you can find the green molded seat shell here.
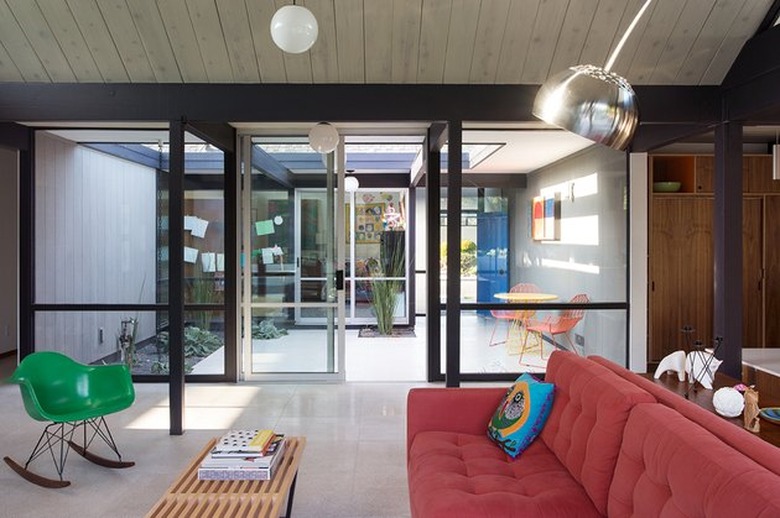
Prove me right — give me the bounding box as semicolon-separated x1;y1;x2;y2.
8;351;135;423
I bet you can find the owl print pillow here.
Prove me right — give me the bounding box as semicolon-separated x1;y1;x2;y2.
487;373;555;457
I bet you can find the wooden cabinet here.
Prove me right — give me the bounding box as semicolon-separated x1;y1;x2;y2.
649;197;713;361
743;198;763;348
766;196;780;347
648;155;775;363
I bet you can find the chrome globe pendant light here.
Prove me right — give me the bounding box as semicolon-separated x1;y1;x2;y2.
270;1;318;54
533;0;653;151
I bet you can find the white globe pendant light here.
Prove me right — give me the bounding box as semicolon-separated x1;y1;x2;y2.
270;4;318;54
308;122;339;153
344;175;360;192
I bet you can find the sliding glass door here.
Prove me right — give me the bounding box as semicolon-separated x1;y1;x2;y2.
240;136;345;380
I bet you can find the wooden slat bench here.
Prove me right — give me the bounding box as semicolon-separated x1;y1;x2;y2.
146;437;306;518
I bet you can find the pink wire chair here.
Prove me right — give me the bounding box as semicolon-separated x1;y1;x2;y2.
488;283;540;347
520;293;589;363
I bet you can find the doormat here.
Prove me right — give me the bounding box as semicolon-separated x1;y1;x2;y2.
358;327;416;338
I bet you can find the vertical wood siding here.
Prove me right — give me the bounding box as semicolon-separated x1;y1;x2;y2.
35;133;157;364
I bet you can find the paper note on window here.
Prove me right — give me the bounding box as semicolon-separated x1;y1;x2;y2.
184;215;197;231
184;246;199;264
216;253;225;272
191;218;209;238
261;247;275;265
255;220;275;236
201;252;216;272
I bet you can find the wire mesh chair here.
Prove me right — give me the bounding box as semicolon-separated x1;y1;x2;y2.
488;283;540;346
520;293;589;363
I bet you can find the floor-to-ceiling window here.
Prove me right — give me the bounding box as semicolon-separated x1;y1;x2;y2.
30;129;233;380
435;126;629;381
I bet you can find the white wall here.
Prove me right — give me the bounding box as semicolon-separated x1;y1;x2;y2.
0;146;18;355
34;133;157;364
512;145;629;365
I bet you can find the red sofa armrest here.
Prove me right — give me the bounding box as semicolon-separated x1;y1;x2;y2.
406;387;506;456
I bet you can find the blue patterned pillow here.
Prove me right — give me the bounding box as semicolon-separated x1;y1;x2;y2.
487;373;555;457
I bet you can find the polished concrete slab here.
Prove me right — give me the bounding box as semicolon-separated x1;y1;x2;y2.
0;366;425;518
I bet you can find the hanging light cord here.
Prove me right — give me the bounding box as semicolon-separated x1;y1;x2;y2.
604;0;653;72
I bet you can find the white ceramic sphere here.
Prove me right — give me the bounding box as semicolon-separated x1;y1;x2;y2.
308;122;339;153
270;5;318;54
712;387;744;418
344;176;360;192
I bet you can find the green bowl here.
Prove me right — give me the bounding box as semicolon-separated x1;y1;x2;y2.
653;181;681;193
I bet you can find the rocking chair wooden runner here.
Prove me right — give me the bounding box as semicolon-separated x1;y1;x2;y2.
4;351;136;488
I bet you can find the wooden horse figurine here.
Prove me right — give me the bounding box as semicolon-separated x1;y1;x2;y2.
744;386;760;433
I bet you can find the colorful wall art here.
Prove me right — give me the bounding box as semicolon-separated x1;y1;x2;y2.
532;193;561;241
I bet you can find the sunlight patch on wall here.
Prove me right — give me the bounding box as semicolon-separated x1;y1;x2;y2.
539;172;598;200
549;215;600;246
541;258;600;274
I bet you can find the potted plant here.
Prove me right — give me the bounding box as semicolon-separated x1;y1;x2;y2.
369;230;405;335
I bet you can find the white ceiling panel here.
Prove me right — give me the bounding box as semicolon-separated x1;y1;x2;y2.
0;0;771;86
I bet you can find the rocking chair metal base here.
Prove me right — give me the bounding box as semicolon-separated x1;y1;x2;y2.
6;416;133;488
3;456;71;488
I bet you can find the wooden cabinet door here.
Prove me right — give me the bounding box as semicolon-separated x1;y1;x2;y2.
649;198;713;361
766;196;780;347
743;198;763;348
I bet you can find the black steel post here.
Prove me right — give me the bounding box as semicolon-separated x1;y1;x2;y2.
169;120;185;435
446;121;462;388
713;121;743;378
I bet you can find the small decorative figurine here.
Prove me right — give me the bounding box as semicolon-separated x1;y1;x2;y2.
654;350;687;382
744;386;760;433
685;351;722;390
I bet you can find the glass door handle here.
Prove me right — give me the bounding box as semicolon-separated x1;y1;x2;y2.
336;269;344;290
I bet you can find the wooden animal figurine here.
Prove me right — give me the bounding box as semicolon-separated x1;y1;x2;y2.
744;386;760;433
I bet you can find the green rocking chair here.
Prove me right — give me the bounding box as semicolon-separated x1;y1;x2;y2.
4;351;136;487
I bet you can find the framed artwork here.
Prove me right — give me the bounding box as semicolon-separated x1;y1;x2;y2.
356;203;383;243
543;193;561;240
532;196;545;240
532;193;561;241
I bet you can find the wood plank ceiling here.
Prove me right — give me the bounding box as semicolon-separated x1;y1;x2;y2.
0;0;774;86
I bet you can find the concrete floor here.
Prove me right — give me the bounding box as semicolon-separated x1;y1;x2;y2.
0;362;425;518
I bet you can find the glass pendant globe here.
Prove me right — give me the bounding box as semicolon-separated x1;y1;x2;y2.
270;5;318;54
308;122;339;153
344;176;360;192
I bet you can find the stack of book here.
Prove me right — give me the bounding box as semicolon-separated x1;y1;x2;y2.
198;429;286;481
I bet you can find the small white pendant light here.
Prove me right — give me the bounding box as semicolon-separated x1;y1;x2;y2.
270;3;318;54
344;175;360;192
308;122;339;153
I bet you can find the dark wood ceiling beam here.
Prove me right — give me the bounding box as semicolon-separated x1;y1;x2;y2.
721;25;780;122
756;0;780;34
631;123;717;153
0;83;720;126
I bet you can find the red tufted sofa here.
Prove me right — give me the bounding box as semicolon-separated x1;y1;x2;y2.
407;351;780;517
